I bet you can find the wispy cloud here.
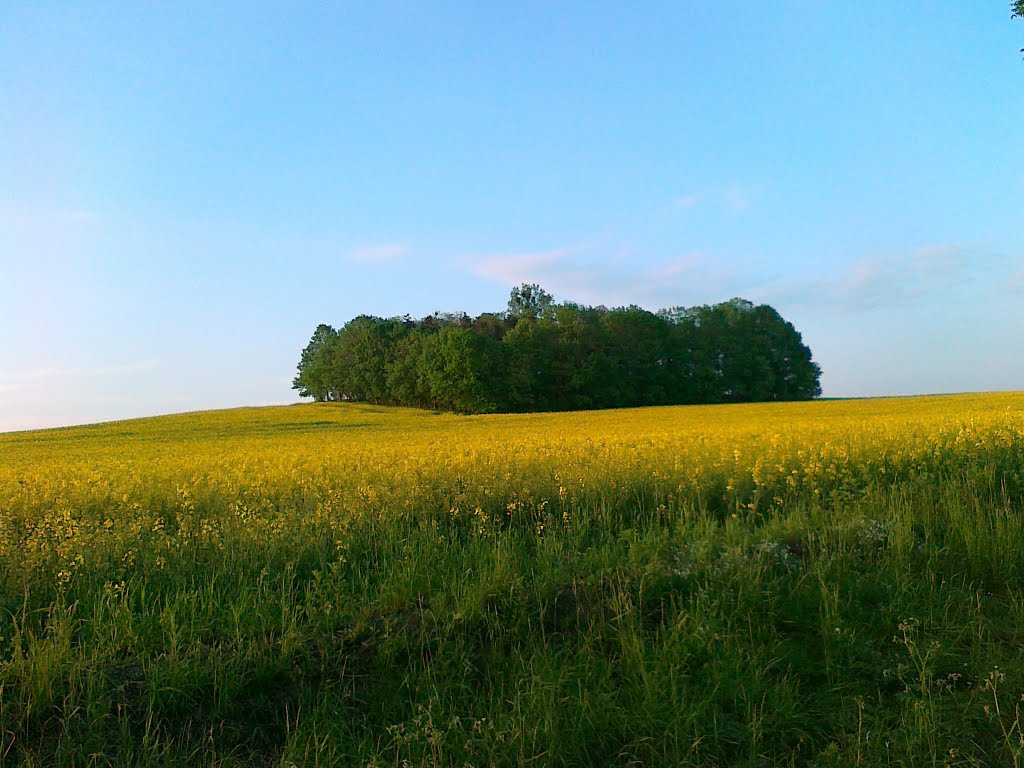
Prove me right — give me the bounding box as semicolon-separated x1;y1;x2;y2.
460;248;577;286
673;193;703;210
0;360;162;386
346;243;408;264
750;244;1000;312
722;185;752;213
1005;271;1024;293
459;240;1016;316
672;184;758;215
0;207;97;232
459;247;735;308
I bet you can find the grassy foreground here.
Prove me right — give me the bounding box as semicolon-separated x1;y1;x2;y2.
3;395;1024;766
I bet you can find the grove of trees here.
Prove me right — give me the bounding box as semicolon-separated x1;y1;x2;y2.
293;285;822;413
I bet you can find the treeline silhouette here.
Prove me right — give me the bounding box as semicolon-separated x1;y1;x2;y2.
293;284;822;413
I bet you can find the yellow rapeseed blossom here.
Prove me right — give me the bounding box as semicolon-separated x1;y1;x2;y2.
1;394;1022;586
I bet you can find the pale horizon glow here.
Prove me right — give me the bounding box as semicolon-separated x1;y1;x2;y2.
3;3;1023;432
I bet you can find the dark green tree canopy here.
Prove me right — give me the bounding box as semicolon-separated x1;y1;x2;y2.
292;324;337;401
293;284;822;413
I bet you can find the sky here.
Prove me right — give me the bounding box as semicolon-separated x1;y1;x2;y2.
2;2;1023;431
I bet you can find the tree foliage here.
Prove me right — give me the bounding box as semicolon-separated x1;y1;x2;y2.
292;324;337;401
1016;1;1024;53
293;285;822;413
507;283;554;319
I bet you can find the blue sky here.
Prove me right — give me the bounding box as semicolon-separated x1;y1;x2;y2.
2;2;1023;430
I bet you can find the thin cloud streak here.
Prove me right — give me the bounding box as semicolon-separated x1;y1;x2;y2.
0;360;162;385
750;244;1004;312
722;185;752;214
459;248;577;286
0;207;99;242
346;244;409;264
671;184;758;215
1005;271;1024;293
673;194;702;210
459;247;735;308
460;241;1015;318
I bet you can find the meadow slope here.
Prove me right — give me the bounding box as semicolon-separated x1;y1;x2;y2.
3;395;1024;765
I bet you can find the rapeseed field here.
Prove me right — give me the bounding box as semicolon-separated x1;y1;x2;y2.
3;394;1024;765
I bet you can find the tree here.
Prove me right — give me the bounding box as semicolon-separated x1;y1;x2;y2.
599;307;672;407
419;327;506;413
472;312;510;340
386;330;430;407
292;324;338;401
1016;2;1024;53
544;304;610;409
506;283;554;319
329;316;407;403
672;299;821;403
501;315;562;411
